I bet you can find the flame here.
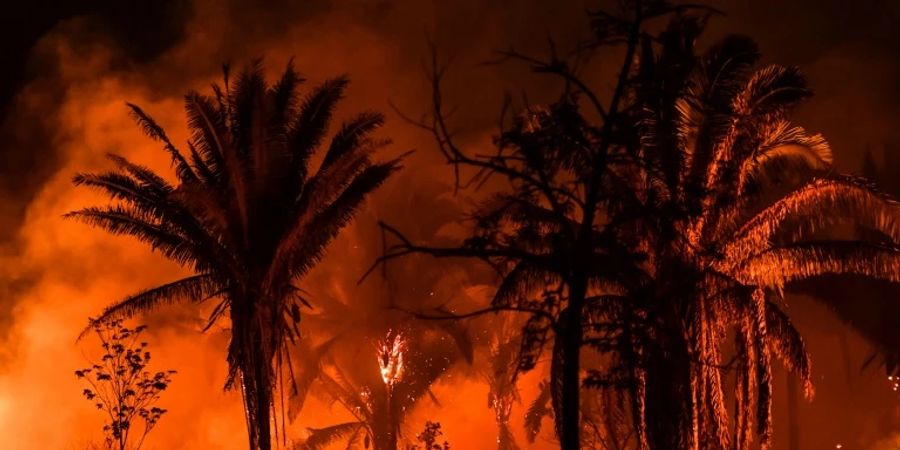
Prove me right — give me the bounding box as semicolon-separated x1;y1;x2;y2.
378;331;406;386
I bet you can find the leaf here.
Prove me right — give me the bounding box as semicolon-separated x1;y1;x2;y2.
297;422;365;450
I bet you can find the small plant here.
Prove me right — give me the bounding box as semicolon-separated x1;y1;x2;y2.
408;421;450;450
75;319;175;450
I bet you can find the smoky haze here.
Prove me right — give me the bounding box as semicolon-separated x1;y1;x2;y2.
0;0;898;448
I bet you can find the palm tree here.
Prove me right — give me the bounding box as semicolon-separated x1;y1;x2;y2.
288;174;476;450
294;327;463;450
613;17;900;449
68;61;401;450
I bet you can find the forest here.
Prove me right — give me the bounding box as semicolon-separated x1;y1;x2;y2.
0;1;899;449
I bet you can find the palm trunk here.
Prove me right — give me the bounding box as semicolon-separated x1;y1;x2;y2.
254;350;273;450
240;323;273;450
644;308;693;450
372;387;399;450
552;282;585;450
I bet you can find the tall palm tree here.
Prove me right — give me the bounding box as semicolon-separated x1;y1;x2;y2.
614;18;900;449
68;61;401;450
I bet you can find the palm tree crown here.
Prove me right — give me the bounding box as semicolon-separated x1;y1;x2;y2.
619;20;900;450
68;61;401;450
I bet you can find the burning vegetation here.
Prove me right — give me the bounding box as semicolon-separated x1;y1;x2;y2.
0;1;899;450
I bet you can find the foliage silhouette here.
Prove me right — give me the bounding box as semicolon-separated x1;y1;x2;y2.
524;379;635;449
615;11;900;449
293;329;462;450
376;2;900;449
75;319;174;450
290;175;476;450
408;421;450;450
373;2;713;448
69;61;401;450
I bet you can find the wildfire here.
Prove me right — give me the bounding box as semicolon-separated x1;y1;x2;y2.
378;331;406;387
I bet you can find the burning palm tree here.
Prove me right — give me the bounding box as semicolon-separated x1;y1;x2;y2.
295;327;461;450
379;330;407;387
68;61;401;450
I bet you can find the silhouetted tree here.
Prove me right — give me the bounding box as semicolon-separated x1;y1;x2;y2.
375;2;705;448
610;12;900;449
75;319;174;450
380;2;900;449
68;61;401;450
409;421;451;450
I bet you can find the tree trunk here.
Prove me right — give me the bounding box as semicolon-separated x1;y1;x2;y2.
241;324;273;450
643;317;693;450
552;284;584;450
254;350;273;450
372;387;398;450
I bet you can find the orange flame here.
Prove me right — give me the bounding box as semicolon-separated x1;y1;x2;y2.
378;331;406;387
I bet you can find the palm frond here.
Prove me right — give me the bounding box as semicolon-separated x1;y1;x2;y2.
296;422;365;450
106;154;174;195
765;301;813;398
289;76;350;183
736;122;831;195
72;171;167;215
64;206;198;265
321;111;386;170
492;260;557;308
125;102;197;183
269;160;401;287
734;241;900;289
731;65;809;118
722;177;900;264
288;337;338;421
524;380;552;443
269;61;304;128
86;274;218;331
185;91;228;178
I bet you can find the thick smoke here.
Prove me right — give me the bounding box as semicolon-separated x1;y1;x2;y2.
0;0;898;449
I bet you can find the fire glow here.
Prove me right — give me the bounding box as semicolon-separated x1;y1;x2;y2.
0;1;899;450
378;331;406;387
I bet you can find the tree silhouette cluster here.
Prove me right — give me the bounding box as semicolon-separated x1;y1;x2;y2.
69;1;900;450
375;1;900;449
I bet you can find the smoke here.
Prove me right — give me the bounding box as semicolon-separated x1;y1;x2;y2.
0;0;587;448
0;0;898;449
